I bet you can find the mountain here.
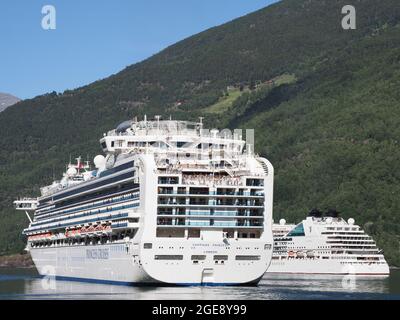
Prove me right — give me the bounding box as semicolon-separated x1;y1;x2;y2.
1;0;400;265
0;93;20;112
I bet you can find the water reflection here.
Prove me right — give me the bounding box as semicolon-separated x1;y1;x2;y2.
0;268;399;300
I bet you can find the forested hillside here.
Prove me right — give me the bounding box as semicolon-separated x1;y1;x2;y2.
1;0;399;265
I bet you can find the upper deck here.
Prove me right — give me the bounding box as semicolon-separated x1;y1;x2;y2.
100;117;247;158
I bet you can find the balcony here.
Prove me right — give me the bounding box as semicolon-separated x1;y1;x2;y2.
157;209;264;218
156;219;263;228
157;191;264;198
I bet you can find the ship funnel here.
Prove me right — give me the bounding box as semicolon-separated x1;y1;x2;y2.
308;208;323;218
325;209;340;218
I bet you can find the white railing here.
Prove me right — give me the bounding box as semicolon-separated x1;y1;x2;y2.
182;175;243;186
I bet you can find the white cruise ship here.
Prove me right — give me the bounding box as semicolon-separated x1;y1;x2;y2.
267;210;390;276
14;117;274;286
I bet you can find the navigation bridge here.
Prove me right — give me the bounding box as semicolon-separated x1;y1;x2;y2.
14;198;39;223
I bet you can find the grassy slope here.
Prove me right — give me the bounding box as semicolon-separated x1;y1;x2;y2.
0;0;399;264
204;89;245;114
243;26;400;265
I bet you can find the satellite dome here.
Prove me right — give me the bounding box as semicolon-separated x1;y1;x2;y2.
348;218;355;225
67;167;77;176
279;219;286;225
94;155;106;169
326;217;333;224
116;120;133;133
308;209;323;217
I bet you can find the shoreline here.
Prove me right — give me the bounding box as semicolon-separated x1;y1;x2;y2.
0;253;35;268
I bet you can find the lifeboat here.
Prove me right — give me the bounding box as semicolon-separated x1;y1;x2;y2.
29;232;52;241
102;225;112;234
74;229;82;238
296;251;306;258
288;250;295;257
306;250;316;258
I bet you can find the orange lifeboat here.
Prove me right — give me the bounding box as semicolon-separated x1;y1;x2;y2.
288;250;295;258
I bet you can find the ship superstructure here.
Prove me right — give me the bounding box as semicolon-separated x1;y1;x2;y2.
267;212;389;275
14;117;274;285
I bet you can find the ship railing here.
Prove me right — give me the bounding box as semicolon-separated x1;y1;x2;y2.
36;193;139;220
181;174;244;186
156;220;263;227
158;191;264;196
108;126;245;140
157;200;264;207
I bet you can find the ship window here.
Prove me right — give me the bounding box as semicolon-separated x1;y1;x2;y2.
264;244;272;250
246;179;264;187
176;142;187;148
111;141;115;147
101;142;107;149
214;255;228;261
158;177;179;184
144;243;152;249
287;223;305;237
191;255;206;260
156;228;185;238
154;255;183;260
188;229;200;238
151;141;167;149
235;255;260;261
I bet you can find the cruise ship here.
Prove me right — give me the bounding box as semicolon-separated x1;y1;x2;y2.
267;210;390;275
14;117;274;286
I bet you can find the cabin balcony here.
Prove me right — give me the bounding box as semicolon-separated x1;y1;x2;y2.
156;218;263;228
157;203;264;209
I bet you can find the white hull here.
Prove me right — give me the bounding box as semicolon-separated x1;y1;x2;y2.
17;119;275;287
31;239;272;285
267;258;390;276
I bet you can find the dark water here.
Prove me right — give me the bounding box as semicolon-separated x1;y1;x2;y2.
0;267;399;300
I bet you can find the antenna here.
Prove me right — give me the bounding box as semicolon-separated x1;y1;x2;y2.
155;115;161;130
247;144;252;155
85;154;90;170
199;117;204;128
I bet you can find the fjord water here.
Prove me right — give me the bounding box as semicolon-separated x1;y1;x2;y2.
0;268;399;300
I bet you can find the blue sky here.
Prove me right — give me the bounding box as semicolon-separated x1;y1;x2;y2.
0;0;277;99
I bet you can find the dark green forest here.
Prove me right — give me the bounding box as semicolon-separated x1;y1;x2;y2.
1;0;400;265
